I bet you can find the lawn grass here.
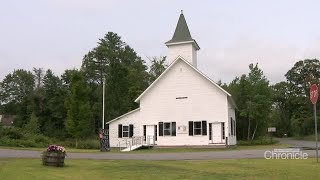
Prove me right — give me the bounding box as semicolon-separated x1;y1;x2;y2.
0;143;289;153
130;143;289;153
0;146;103;153
0;158;319;179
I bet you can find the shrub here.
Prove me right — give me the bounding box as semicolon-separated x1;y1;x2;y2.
24;134;51;147
3;128;24;139
238;137;278;146
76;139;100;149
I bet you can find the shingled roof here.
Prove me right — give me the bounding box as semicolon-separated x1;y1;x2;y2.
165;11;200;50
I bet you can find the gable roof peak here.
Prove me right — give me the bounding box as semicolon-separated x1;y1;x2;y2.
134;57;231;102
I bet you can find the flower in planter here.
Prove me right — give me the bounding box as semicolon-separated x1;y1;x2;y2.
46;144;66;155
42;144;67;166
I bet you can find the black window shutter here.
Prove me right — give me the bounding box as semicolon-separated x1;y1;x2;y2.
118;124;122;138
172;122;176;136
154;125;157;141
231;118;233;136
209;123;212;140
202;121;207;135
222;122;225;139
143;125;146;140
159;122;163;136
129;124;134;137
189;121;193;136
234;120;236;136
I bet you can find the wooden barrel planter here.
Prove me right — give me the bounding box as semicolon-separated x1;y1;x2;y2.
42;152;65;167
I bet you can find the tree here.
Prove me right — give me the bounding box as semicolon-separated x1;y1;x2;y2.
271;82;292;136
226;63;272;140
81;32;149;131
285;59;320;96
279;59;320;137
24;112;40;134
40;69;67;137
33;67;44;89
0;69;35;105
0;69;35;127
148;56;168;83
65;71;93;147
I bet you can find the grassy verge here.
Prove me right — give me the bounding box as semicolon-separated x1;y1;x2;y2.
0;158;319;179
0;143;289;153
128;143;289;153
0;146;106;153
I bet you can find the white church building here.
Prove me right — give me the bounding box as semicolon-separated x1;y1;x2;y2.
106;12;237;150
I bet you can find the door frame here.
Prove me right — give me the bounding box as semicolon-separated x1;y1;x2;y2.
210;122;224;144
144;125;157;145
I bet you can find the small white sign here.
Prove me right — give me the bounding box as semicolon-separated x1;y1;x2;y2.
177;125;187;134
268;127;276;132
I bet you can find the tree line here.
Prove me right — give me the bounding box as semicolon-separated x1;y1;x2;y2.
0;31;319;142
0;32;167;142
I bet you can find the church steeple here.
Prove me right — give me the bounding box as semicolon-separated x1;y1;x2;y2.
166;11;200;67
166;10;193;44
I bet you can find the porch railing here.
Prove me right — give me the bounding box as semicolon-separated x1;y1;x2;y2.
117;136;155;151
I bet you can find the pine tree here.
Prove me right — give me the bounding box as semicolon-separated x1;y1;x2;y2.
24;112;40;134
65;71;93;147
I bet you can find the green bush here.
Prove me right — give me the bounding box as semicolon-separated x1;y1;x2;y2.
0;127;53;148
0;127;100;149
76;139;100;149
24;134;52;147
0;136;37;147
238;137;278;146
2;128;24;139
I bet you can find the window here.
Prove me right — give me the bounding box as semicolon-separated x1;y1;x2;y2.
189;121;207;136
122;125;129;137
118;124;134;138
164;123;171;135
159;122;176;136
194;121;202;135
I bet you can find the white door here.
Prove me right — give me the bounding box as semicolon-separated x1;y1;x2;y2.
211;123;222;143
146;125;155;145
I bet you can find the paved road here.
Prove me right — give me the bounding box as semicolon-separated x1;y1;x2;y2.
0;148;317;160
278;138;319;149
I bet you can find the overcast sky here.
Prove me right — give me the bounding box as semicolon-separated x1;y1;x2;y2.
1;0;320;84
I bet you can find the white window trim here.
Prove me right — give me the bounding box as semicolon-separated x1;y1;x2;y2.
193;121;202;136
163;122;172;136
122;125;129;138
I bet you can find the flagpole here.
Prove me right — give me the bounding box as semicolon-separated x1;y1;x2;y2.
315;103;319;163
102;77;105;129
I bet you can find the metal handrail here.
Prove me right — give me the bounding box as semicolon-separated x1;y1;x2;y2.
119;136;155;151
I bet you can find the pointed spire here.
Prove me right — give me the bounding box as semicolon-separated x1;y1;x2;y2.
166;10;193;44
